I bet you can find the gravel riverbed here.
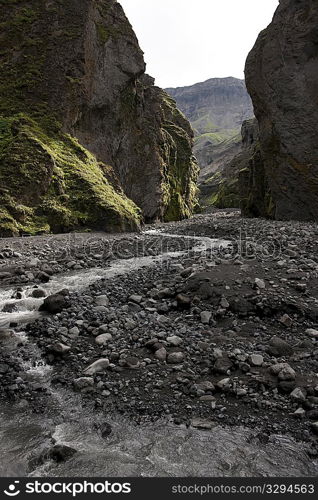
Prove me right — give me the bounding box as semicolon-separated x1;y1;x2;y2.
1;210;318;475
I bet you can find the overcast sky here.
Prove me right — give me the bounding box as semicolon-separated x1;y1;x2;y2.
120;0;279;88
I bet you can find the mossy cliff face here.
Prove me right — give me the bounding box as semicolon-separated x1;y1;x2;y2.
0;115;140;236
0;0;198;235
244;0;318;221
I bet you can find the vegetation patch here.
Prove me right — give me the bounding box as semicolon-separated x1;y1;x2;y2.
0;114;141;236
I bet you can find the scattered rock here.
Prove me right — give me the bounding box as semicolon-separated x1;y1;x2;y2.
83;359;110;375
200;311;212;324
279;314;293;328
73;377;94;391
155;347;167;361
39;291;69;314
167;352;184;364
95;333;112;345
267;336;294;357
249;354;264;367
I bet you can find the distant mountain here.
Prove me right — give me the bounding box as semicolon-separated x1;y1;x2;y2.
166;77;254;190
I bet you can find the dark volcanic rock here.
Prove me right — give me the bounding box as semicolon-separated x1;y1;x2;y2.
244;0;318;221
39;291;69;314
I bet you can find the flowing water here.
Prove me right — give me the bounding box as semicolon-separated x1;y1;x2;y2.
0;233;317;477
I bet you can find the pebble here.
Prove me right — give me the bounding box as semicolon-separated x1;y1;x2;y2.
167;352;184;364
83;359;110;375
254;278;266;289
166;335;183;346
249;354;264;367
306;328;318;338
200;311;212;324
290;388;306;402
95;333;113;345
155;347;167;361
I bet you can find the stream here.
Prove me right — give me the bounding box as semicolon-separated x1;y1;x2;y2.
0;232;317;477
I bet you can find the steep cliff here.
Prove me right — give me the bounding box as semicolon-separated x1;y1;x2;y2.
244;0;318;221
166;77;253;183
0;0;198;236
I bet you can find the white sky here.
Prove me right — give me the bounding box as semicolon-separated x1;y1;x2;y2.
119;0;279;88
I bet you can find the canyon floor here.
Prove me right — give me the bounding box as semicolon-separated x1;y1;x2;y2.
0;210;318;476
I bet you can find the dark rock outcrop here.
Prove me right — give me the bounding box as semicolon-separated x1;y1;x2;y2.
0;0;198;236
244;0;318;221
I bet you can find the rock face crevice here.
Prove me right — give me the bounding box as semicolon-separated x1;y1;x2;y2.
244;0;318;221
0;0;198;236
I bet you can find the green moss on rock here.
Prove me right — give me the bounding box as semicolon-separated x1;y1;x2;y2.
159;92;199;221
0;114;141;236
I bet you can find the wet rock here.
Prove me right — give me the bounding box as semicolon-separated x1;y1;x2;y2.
83;359;110;375
50;342;71;355
2;303;17;313
100;422;112;438
191;418;214;430
31;288;46;298
39;291;69;314
0;330;14;341
36;271;51;283
43;445;77;463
